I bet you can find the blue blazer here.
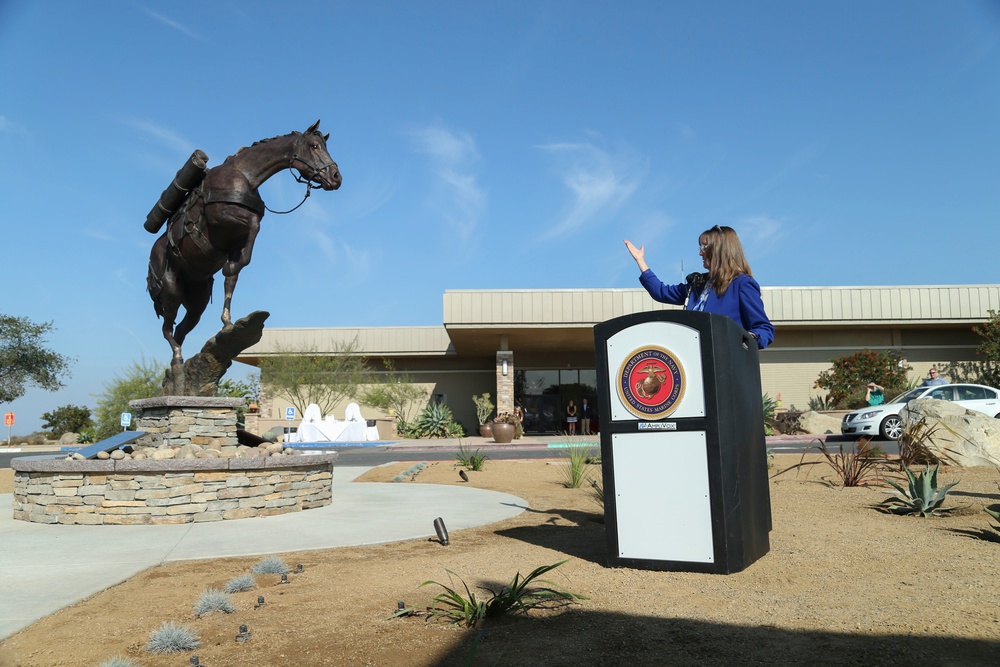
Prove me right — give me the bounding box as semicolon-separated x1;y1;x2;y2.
638;269;775;349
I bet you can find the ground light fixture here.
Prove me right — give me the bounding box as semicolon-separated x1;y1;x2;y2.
236;624;252;643
279;573;289;584
433;517;449;545
190;657;200;666
459;470;469;482
296;563;303;573
255;595;265;608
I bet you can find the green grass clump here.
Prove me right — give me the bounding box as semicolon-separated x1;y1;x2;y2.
223;573;256;594
562;446;594;488
194;587;236;617
252;556;290;575
145;621;200;654
95;657;141;667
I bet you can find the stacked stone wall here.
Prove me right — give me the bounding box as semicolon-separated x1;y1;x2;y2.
11;455;335;525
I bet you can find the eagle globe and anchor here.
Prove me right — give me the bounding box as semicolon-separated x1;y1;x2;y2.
617;346;686;420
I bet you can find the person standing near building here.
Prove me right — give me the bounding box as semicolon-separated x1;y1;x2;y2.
624;225;774;349
865;382;885;406
921;368;947;386
565;400;578;436
580;397;593;435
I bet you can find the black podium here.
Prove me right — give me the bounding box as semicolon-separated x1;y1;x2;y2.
594;310;771;574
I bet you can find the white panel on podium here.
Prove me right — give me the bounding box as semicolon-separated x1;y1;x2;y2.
611;431;714;563
606;321;705;421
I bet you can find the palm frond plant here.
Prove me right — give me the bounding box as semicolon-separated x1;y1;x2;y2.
419;560;586;628
897;416;957;469
880;463;960;517
455;442;488;471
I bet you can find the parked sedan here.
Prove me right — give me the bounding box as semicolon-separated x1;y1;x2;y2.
840;383;1000;440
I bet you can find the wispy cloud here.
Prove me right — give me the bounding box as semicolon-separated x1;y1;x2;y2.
734;214;788;259
535;138;642;240
307;228;373;277
120;117;195;154
407;122;486;242
141;8;205;42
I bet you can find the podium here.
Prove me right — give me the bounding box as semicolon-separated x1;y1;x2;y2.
594;310;771;574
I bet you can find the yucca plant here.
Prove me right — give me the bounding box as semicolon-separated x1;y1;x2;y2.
762;392;780;435
985;506;1000;536
420;560;586;628
455;442;488;471
880;464;960;517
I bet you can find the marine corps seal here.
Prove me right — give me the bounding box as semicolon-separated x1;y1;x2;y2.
617;345;685;419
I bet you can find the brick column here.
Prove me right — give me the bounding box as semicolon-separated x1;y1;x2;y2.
496;351;514;414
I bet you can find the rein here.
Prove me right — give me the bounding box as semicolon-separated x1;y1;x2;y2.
265;134;335;215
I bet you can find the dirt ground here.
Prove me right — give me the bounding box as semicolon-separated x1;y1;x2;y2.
1;455;999;667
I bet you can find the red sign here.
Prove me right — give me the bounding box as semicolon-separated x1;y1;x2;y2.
4;412;13;426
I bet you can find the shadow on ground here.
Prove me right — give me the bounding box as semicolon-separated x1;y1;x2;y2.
429;610;1000;666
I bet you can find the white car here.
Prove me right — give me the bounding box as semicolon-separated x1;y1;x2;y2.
840;383;1000;440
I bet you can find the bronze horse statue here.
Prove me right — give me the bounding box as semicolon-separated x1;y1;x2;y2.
147;120;341;364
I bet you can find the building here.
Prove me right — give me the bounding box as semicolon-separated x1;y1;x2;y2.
236;284;1000;436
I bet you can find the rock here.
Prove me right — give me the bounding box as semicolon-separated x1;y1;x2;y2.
110;450;126;460
798;410;843;435
177;444;201;459
903;398;1000;467
132;451;147;460
59;432;79;445
152;448;178;460
71;452;85;461
96;451;110;460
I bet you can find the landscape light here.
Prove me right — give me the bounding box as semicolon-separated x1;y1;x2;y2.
280;573;289;584
190;657;200;666
433;517;449;546
236;624;252;643
296;563;303;573
256;595;265;608
397;601;406;611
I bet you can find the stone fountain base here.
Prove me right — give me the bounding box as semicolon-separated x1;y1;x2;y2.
10;395;336;525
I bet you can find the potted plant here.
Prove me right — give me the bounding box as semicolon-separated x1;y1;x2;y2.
492;412;518;444
473;392;495;438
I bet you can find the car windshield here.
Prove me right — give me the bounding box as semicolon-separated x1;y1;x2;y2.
889;387;927;404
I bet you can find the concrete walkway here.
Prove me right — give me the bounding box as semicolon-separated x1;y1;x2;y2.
0;466;528;641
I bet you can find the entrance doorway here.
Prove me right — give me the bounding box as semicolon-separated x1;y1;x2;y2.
515;369;597;434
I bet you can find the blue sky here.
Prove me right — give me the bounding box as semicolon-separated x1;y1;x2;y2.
2;1;999;434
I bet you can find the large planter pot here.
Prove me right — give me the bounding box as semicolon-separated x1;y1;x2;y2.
479;423;493;438
492;422;515;444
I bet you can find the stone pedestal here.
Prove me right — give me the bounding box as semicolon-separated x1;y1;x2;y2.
130;396;244;449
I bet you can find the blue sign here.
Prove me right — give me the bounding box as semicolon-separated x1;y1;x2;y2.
120;412;132;427
285;407;296;421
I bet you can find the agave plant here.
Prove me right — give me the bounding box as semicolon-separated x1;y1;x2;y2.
880;464;960;517
413;402;463;438
986;506;1000;535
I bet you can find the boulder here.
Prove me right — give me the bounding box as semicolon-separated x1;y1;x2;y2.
59;432;79;445
798;410;843;435
903;398;1000;467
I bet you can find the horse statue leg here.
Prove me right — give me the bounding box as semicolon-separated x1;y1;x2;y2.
173;278;213;353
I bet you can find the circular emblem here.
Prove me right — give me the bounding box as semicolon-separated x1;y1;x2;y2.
617;346;686;419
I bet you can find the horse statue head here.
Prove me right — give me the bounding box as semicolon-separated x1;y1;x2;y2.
290;120;342;192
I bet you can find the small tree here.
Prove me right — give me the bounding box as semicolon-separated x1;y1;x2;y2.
40;404;94;437
93;358;165;440
814;349;910;409
258;339;368;417
970;309;1000;388
0;314;74;404
357;360;428;432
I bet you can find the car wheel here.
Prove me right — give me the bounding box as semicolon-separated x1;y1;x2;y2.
879;415;904;440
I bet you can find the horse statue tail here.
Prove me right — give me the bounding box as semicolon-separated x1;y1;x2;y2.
143;150;209;234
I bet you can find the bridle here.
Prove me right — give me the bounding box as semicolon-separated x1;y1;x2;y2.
265;132;338;215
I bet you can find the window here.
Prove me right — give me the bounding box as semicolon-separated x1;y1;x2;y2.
929;388;953;401
957;386;987;401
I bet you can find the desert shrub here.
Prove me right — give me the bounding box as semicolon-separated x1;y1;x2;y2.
814;349;910;409
773;438;886;488
194;588;236;617
251;556;289;575
774;408;802;435
762;393;780;435
223;574;256;594
455;443;488;471
472;392;494;425
393;462;427;482
95;657;141;667
145;621;200;654
562;446;593;488
897;416;956;468
420;560;586;628
880;464;960;517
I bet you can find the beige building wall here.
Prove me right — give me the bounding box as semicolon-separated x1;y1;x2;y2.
239;285;1000;435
